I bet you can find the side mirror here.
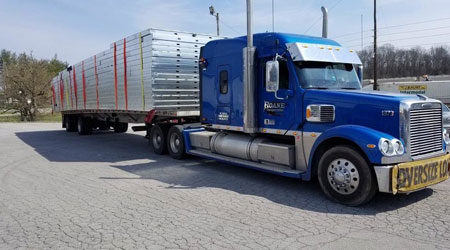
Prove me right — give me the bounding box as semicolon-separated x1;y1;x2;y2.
266;60;279;93
356;65;363;82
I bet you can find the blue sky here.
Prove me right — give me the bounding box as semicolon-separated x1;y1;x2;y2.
1;0;450;64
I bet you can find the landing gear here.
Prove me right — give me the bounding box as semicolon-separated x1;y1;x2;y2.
114;122;128;133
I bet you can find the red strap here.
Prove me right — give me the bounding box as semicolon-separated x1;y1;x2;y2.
51;85;56;112
123;38;128;110
73;66;78;110
69;71;73;109
59;74;64;110
114;42;118;109
94;55;99;109
82;61;87;109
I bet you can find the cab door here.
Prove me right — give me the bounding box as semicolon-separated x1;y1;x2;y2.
215;65;231;124
258;59;296;131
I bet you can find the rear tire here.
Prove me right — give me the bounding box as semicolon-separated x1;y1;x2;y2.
98;121;110;131
167;125;186;160
317;145;377;206
114;122;128;133
150;125;168;155
65;115;77;132
77;116;92;135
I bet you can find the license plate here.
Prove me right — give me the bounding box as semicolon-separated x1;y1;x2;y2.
392;154;450;193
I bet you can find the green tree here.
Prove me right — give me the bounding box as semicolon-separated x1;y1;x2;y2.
0;50;66;121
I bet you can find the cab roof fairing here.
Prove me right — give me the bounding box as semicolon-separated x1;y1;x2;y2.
286;42;362;65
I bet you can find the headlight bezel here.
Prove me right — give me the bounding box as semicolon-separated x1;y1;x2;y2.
443;129;450;145
378;138;404;157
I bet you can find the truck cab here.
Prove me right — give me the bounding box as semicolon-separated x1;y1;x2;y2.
177;32;450;206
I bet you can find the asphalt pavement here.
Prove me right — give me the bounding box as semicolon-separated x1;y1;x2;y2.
1;123;450;250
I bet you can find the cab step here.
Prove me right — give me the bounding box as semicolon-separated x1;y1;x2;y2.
188;149;303;179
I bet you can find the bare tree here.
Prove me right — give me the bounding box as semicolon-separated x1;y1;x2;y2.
358;45;450;79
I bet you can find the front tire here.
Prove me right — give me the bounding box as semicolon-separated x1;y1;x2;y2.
150;125;168;155
167;125;186;160
317;145;377;206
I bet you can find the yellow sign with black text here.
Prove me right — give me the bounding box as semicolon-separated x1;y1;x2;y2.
398;85;427;94
392;154;450;194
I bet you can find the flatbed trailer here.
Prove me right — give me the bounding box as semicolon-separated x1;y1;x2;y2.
51;29;218;133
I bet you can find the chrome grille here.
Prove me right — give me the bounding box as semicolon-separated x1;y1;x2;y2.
320;105;335;122
409;107;442;157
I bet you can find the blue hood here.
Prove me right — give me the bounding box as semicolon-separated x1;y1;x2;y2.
302;89;424;138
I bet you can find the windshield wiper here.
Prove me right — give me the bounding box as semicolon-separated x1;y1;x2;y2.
306;87;329;89
340;87;358;90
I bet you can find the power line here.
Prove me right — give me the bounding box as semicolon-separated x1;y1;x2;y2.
340;25;450;44
332;16;450;39
378;31;450;43
218;20;241;36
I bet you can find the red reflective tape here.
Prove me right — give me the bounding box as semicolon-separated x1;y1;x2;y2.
114;42;118;109
123;38;128;110
82;61;87;109
51;85;56;112
94;55;99;109
73;66;78;110
59;74;64;110
69;71;73;109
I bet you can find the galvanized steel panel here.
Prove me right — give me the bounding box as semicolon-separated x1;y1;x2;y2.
52;29;220;115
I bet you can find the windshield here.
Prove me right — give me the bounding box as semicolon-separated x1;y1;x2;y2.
294;61;361;90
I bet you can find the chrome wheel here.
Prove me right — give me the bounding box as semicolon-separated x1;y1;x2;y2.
327;158;360;195
169;133;181;154
153;133;162;149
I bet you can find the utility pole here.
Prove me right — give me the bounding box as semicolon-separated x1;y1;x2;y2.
209;6;220;36
373;0;378;90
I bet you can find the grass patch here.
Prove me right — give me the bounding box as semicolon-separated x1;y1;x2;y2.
0;113;62;123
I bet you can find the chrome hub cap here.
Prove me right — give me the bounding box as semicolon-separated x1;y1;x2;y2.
327;158;360;195
170;133;180;153
153;134;162;148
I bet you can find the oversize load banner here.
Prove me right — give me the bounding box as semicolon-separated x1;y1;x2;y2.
392;154;450;194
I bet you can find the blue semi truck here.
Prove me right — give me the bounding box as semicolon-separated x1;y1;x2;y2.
157;32;449;206
54;3;450;206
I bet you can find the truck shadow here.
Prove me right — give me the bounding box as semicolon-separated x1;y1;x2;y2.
16;130;433;215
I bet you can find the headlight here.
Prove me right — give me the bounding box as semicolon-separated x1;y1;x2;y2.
444;129;450;145
378;138;404;156
379;138;394;156
392;139;404;155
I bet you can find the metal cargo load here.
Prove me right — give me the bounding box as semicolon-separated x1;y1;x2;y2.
51;29;219;119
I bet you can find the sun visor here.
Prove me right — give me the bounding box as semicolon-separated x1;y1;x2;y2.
286;42;362;65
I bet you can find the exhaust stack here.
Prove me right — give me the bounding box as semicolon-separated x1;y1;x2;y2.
321;6;328;38
243;0;257;133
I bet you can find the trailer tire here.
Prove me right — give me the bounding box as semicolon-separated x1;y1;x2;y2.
77;116;92;135
167;125;186;160
65;115;77;132
150;125;168;155
98;121;110;131
317;145;377;206
114;122;128;133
